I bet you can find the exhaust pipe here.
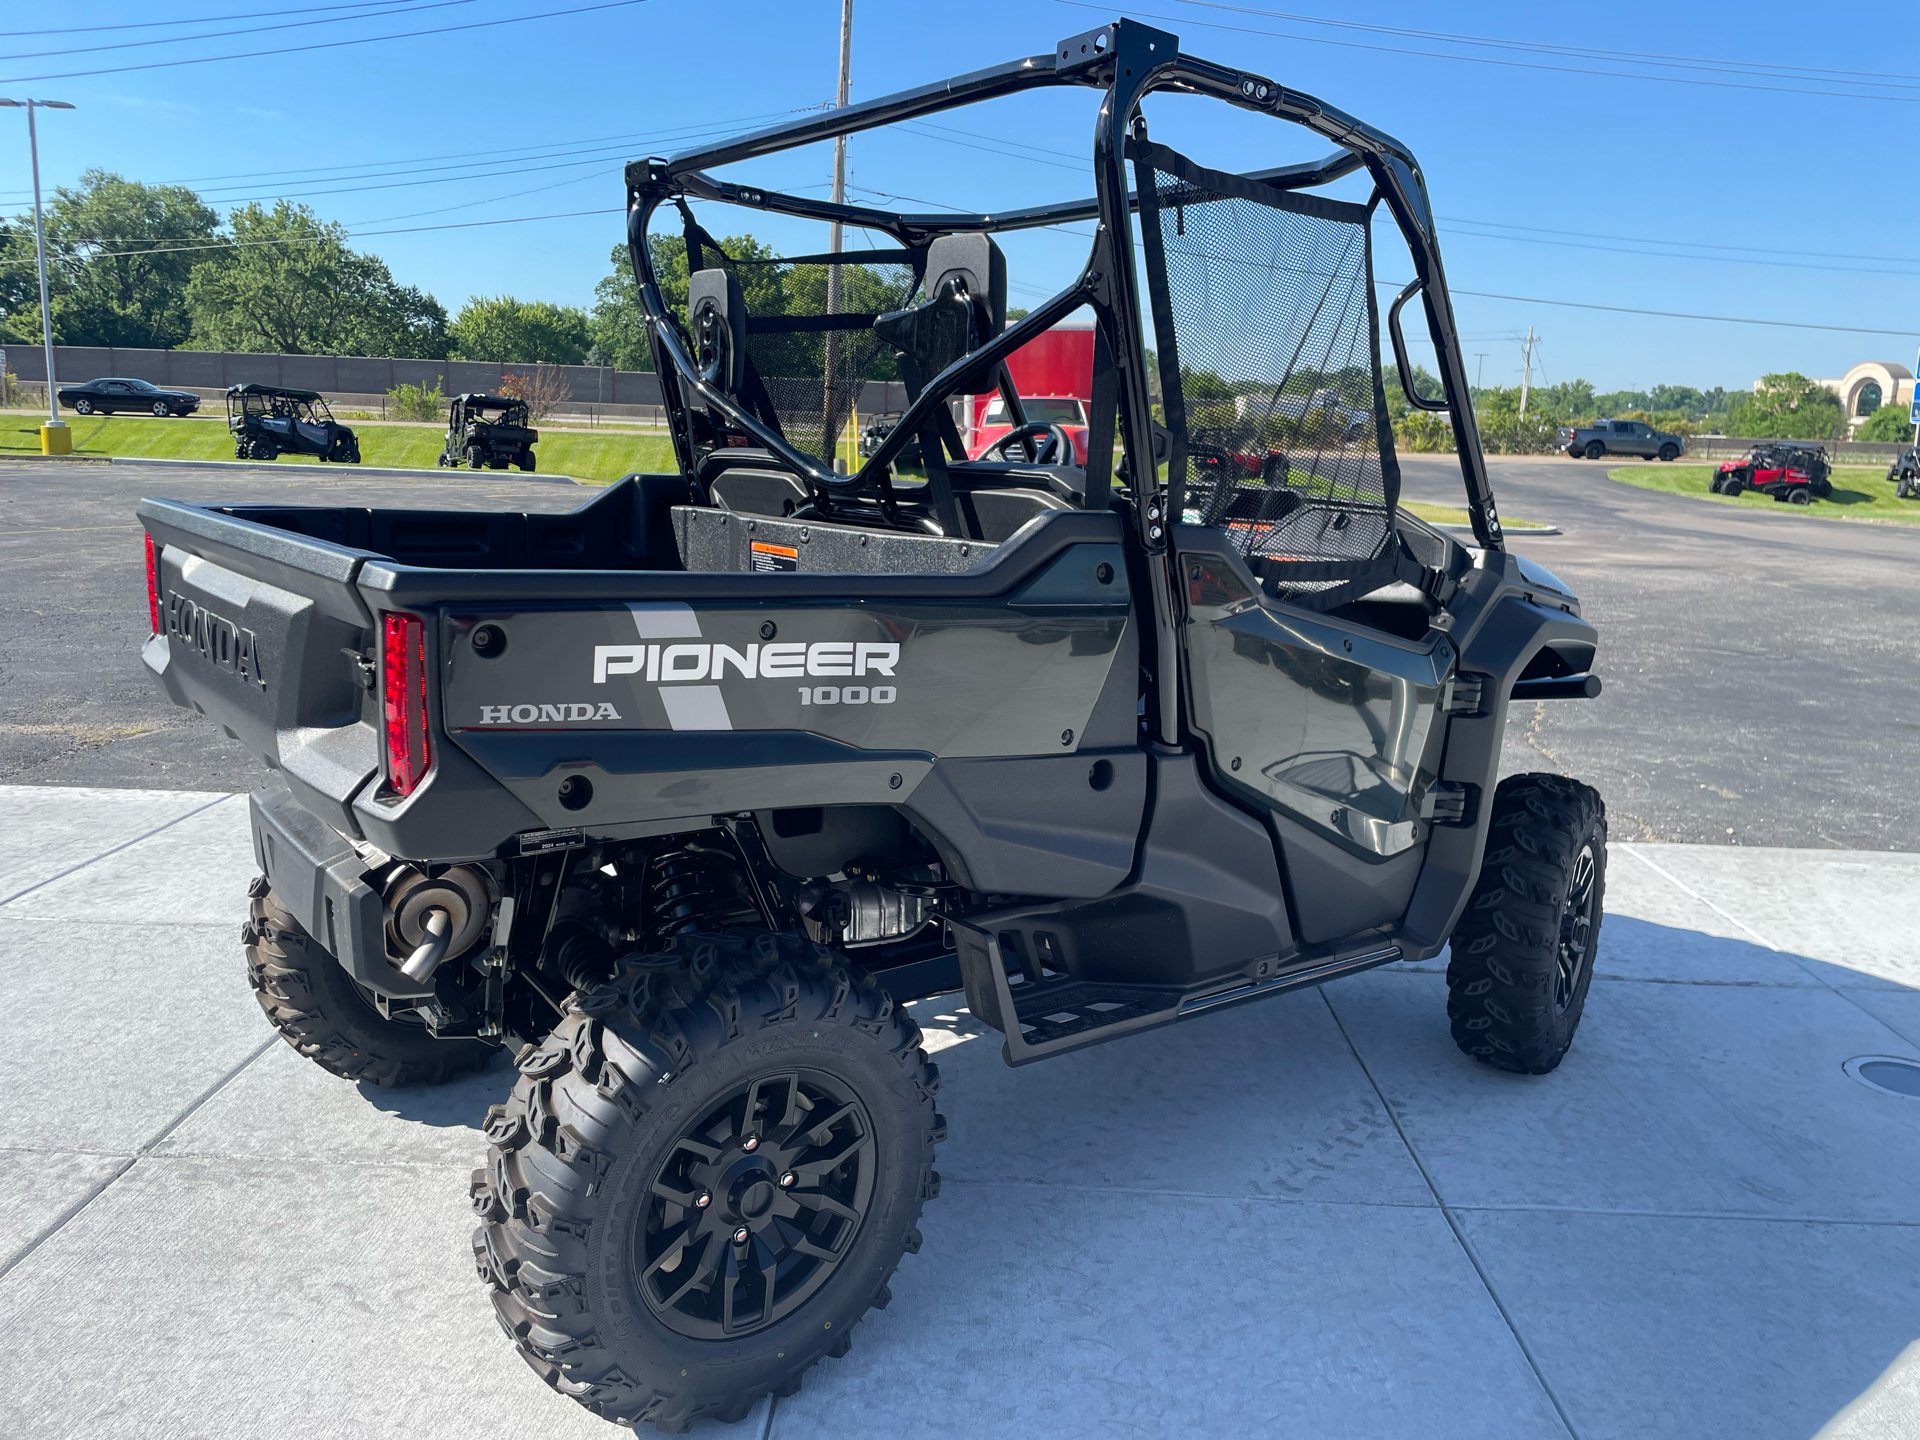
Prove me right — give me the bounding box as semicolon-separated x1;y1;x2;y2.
399;907;453;983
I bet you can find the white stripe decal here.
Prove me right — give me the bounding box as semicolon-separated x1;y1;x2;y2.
658;685;733;731
628;602;701;639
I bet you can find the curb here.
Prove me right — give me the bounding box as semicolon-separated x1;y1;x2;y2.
105;456;585;485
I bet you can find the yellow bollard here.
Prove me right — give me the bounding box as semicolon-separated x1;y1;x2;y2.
40;424;72;456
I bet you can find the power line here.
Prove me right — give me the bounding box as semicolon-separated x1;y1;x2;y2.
0;0;649;84
7;0;478;63
1055;0;1920;103
0;0;442;38
1170;0;1920;91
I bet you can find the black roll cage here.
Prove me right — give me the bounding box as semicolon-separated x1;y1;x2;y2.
623;18;1503;743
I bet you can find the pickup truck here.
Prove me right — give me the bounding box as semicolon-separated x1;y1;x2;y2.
1559;418;1686;462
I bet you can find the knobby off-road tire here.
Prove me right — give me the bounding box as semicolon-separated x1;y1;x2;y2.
1446;774;1607;1075
244;879;495;1087
472;930;945;1433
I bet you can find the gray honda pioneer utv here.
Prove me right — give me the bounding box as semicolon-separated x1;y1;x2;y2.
139;20;1606;1432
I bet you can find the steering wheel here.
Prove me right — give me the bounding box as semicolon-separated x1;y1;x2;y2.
982;421;1075;466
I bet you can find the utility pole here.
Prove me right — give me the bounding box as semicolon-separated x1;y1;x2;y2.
1;97;76;453
824;0;853;470
1474;352;1487;390
1518;326;1535;418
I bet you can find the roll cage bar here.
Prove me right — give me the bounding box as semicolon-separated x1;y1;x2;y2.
623;19;1501;737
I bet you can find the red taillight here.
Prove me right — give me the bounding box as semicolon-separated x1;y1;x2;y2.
145;534;162;635
382;612;432;797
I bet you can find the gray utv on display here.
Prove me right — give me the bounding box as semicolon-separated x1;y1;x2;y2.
138;20;1607;1433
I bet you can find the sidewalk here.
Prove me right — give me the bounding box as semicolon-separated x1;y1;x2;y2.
0;785;1913;1440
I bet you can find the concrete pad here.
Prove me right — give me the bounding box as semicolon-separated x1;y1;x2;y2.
1620;845;1920;990
1328;971;1920;1222
771;1183;1570;1440
5;796;253;927
0;1154;651;1440
1816;1339;1920;1440
155;1039;512;1169
1457;1208;1920;1440
906;990;1435;1206
0;918;267;1154
0;1148;125;1271
1845;990;1920;1051
0;784;223;904
1388;842;1817;987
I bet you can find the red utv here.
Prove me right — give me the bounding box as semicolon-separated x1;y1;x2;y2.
1712;443;1832;505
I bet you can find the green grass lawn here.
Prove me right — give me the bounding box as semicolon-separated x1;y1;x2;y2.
1;412;677;484
1606;463;1920;524
1402;499;1546;530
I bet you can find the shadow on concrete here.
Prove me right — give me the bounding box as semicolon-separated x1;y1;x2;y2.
355;1049;513;1129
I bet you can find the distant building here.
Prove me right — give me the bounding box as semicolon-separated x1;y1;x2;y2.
1788;361;1915;432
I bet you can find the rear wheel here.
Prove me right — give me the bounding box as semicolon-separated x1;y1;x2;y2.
1789;488;1811;505
473;930;944;1432
244;878;496;1086
467;445;484;470
1446;773;1607;1075
517;449;536;472
1584;441;1605;460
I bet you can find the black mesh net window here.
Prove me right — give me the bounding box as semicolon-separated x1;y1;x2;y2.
1130;138;1400;591
683;228;921;467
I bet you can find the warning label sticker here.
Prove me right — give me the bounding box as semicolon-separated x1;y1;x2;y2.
750;541;800;573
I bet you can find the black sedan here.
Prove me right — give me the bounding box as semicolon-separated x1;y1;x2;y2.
56;377;200;416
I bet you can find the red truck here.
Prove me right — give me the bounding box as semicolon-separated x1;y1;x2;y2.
966;323;1095;462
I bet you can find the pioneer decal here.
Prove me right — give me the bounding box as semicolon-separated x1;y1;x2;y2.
164;590;266;690
592;641;899;684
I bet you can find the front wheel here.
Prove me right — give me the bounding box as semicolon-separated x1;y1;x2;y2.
1722;479;1744;497
474;931;945;1432
1658;444;1679;462
245;879;496;1086
74;399;94;415
1446;773;1607;1075
1584;441;1605;460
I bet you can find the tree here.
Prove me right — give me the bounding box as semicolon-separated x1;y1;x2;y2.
1857;397;1915;442
2;171;219;349
185;201;448;357
450;295;590;365
0;218;41;343
1723;372;1846;440
590;242;654;371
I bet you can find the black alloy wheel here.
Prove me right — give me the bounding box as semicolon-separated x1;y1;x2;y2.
1554;842;1599;1014
640;1069;876;1339
1584;441;1605;460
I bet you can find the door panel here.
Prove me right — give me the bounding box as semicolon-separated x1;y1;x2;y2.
1178;540;1454;862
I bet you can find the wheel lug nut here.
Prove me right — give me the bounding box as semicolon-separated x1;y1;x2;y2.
694;1190;711;1208
779;1171;796;1187
742;1135;759;1152
733;1227;750;1244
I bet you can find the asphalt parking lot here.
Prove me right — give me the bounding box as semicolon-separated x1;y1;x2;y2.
1;454;1913;849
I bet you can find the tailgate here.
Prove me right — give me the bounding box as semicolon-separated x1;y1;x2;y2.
139;497;382;833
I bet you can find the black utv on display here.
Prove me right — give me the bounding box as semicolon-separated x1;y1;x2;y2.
139;20;1607;1433
225;383;361;463
439;391;538;471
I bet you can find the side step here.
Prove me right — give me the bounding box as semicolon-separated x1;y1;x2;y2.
950;919;1401;1067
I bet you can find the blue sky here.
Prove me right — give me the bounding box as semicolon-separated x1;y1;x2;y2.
2;0;1913;391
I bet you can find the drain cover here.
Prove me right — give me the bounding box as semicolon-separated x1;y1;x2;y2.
1843;1055;1920;1100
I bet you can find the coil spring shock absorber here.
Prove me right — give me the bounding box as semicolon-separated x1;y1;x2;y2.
648;843;758;942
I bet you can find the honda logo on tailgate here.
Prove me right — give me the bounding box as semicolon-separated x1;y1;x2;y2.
165;590;266;690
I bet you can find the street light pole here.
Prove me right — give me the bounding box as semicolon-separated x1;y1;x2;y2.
1;98;77;451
